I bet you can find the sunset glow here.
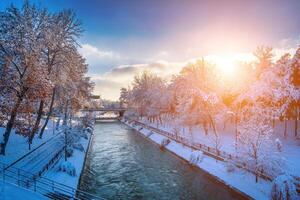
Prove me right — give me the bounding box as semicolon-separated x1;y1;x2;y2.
205;53;254;80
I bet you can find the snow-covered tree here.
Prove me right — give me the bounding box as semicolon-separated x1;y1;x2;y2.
237;105;284;182
171;59;223;149
0;2;52;154
0;1;93;153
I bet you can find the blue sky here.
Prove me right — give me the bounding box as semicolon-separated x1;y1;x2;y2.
1;0;300;99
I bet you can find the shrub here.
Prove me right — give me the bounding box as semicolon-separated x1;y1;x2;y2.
59;161;76;176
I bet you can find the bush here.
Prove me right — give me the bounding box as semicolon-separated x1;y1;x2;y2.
226;162;235;173
65;146;73;157
160;138;171;148
189;151;204;166
271;174;298;200
85;127;93;133
59;161;76;176
73;143;84;152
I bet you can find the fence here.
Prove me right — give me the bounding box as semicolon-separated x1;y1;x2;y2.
0;162;103;200
125;117;300;192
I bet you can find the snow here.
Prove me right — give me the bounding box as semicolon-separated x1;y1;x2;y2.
0;181;47;200
44;129;91;190
189;150;203;166
0;119;92;199
124;120;278;200
0;119;60;165
271;174;298;200
139;117;300;178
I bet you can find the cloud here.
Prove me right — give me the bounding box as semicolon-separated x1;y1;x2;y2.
79;44;118;59
91;60;185;100
78;43;127;74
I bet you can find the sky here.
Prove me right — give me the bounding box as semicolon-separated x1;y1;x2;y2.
1;0;300;100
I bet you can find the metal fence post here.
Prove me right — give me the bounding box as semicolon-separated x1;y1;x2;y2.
2;167;5;182
34;177;36;192
18;169;20;186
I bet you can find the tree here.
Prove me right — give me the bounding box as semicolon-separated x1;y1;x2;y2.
289;48;300;137
36;9;83;139
253;46;273;78
170;59;223;148
128;71;164;119
119;87;129;108
0;2;52;154
237;105;284;182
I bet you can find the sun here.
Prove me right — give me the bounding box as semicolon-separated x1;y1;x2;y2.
206;54;238;78
215;57;237;77
205;53;255;80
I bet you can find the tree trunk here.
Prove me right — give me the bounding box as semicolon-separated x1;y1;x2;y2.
1;95;23;155
202;121;208;135
28;100;44;149
56;117;61;130
39;87;56;138
63;100;69;162
235;114;238;149
295;106;298;137
284;119;287;137
295;117;298;137
208;114;219;151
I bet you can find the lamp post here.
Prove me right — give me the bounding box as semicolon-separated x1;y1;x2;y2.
63;99;69;161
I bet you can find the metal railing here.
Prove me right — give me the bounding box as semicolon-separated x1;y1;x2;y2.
0;162;104;200
5;129;64;170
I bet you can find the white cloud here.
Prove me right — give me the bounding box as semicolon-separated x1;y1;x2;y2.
79;44;118;59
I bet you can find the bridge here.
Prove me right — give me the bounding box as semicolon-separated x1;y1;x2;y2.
81;108;127;120
81;108;126;112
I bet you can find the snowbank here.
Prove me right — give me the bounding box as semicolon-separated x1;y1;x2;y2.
124;120;271;200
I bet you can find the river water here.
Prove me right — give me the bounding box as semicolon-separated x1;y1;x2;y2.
78;121;245;200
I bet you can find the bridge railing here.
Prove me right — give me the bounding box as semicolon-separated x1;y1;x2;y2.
81;108;127;112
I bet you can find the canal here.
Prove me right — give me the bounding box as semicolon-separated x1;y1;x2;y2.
78;121;246;200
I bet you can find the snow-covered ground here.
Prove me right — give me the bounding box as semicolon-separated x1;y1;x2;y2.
0;119;93;199
0;119;59;165
123;119;298;200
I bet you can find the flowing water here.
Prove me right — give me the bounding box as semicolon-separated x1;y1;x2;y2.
79;121;246;200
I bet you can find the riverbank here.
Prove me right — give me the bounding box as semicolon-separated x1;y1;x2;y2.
44;123;94;193
122;119;271;200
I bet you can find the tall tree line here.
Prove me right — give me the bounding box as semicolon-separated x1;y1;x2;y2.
121;46;300;178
